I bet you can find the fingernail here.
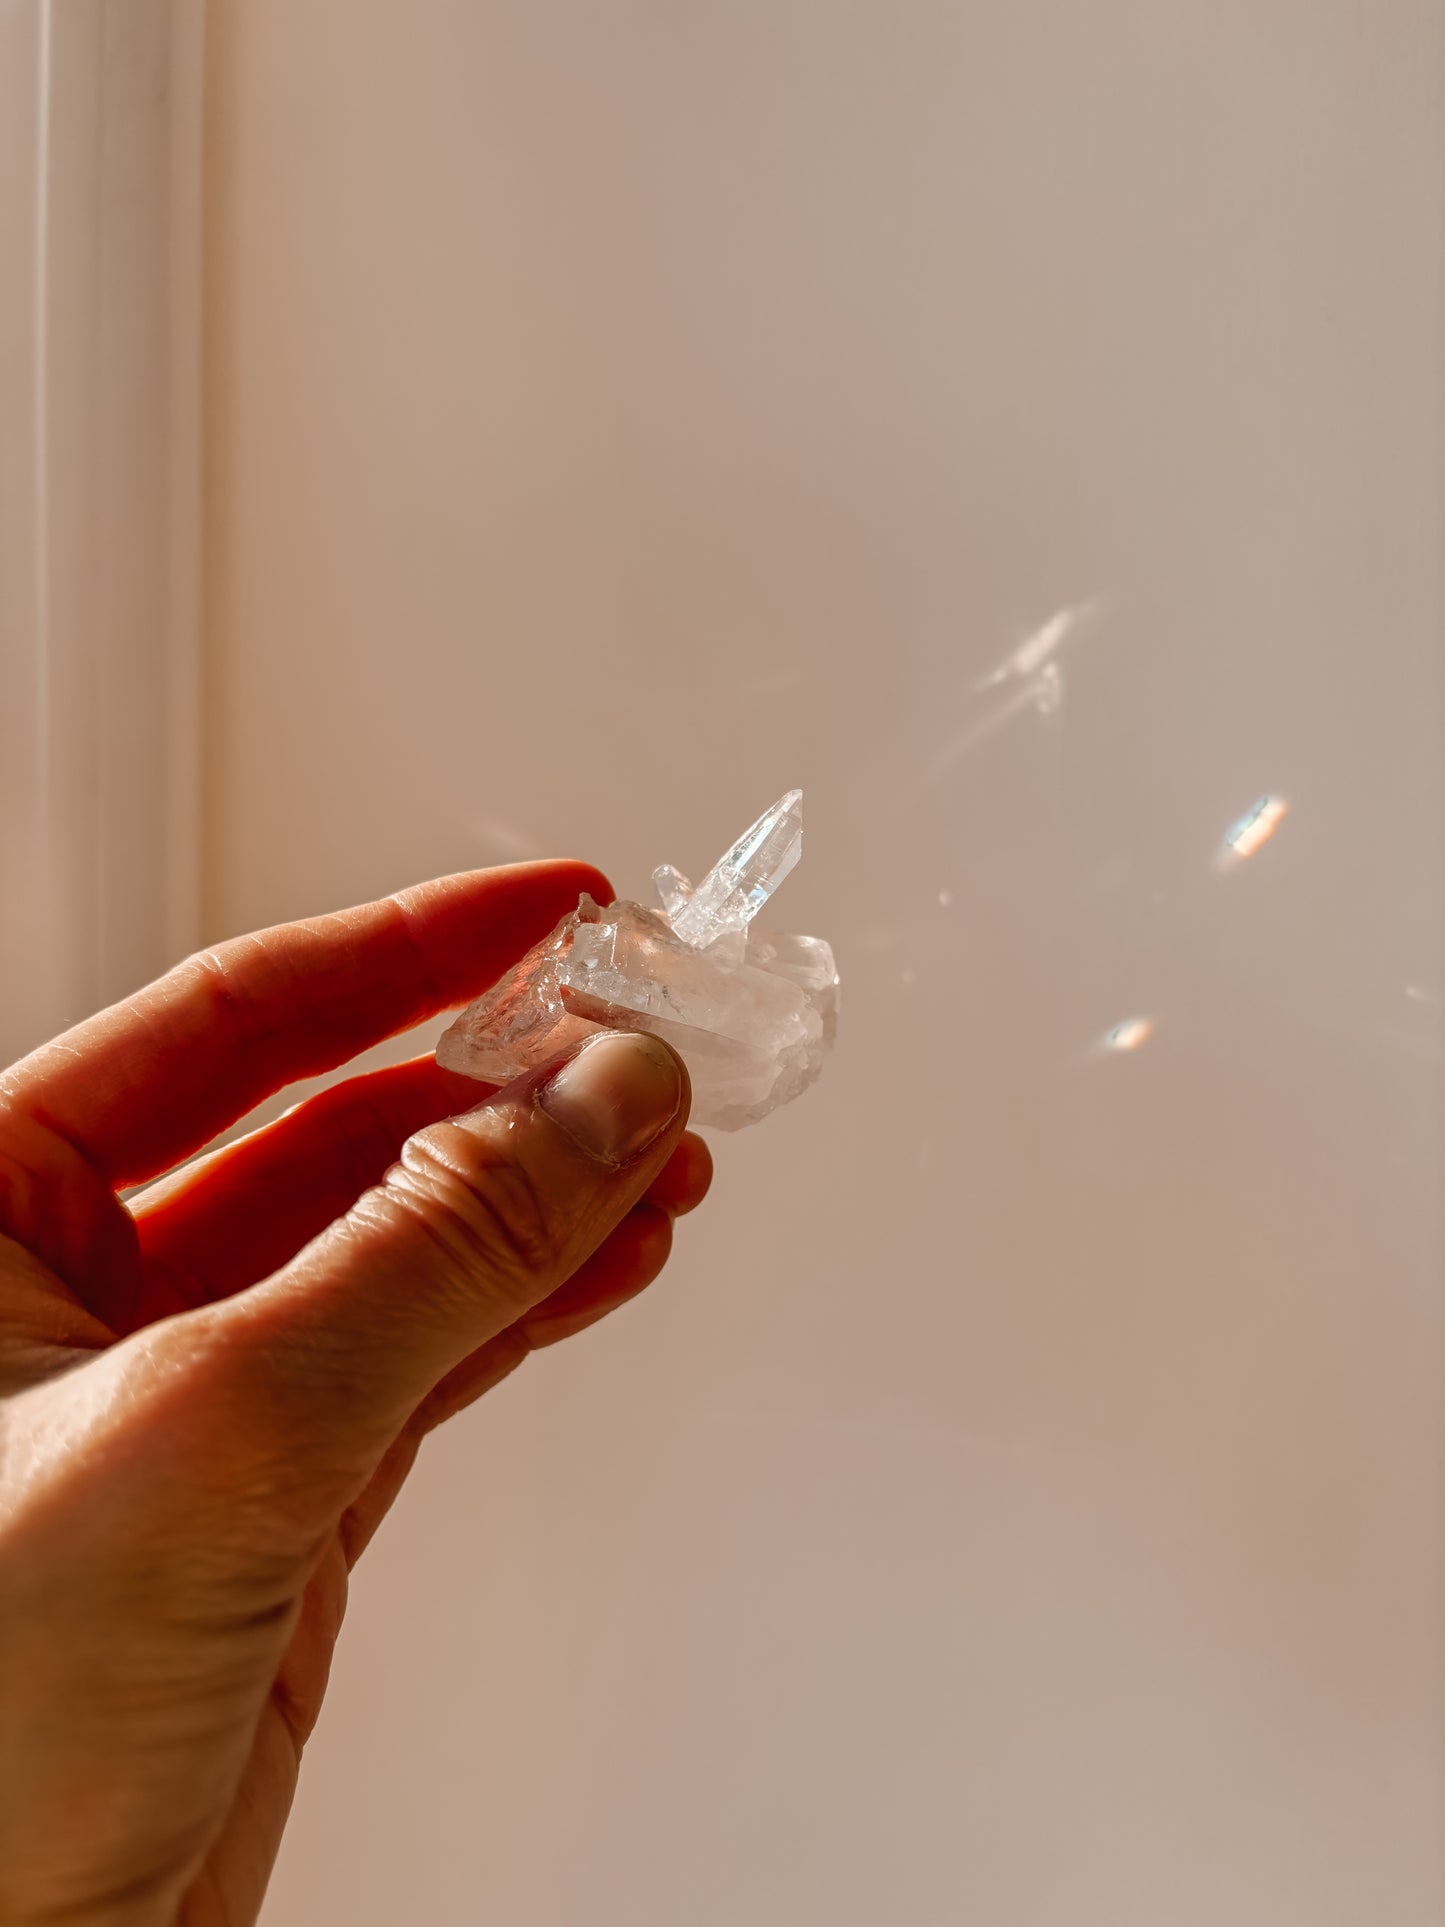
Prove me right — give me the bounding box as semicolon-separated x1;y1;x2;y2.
537;1032;684;1166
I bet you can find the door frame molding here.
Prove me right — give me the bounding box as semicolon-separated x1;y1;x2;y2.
0;0;203;1061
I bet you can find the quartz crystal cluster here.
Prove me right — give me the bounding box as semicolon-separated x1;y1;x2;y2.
437;791;839;1129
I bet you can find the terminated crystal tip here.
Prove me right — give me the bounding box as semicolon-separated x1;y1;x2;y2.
437;790;837;1130
651;863;694;923
664;789;803;949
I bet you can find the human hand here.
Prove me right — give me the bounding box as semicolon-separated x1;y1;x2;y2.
0;862;711;1926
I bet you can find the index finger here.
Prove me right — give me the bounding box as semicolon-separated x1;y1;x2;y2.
1;861;608;1188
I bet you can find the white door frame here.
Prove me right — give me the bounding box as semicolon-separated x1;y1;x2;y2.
0;0;203;1064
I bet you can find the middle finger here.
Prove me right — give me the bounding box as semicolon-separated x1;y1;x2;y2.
132;1053;713;1322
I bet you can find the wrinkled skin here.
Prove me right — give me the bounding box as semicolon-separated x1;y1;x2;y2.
0;863;712;1926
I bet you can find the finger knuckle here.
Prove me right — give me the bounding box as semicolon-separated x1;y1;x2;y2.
386;1126;557;1307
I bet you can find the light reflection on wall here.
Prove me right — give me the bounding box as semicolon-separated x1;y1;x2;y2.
1219;794;1289;867
972;598;1100;693
894;598;1104;813
1101;1016;1155;1053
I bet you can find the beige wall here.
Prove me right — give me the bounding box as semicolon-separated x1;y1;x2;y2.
204;5;1445;1922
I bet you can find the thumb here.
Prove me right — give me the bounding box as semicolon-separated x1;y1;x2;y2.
194;1030;688;1496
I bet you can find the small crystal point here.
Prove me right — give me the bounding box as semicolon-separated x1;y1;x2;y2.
668;789;804;950
652;863;693;921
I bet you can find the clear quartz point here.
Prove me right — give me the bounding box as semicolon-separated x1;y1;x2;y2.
436;789;837;1130
651;863;693;922
667;788;803;949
